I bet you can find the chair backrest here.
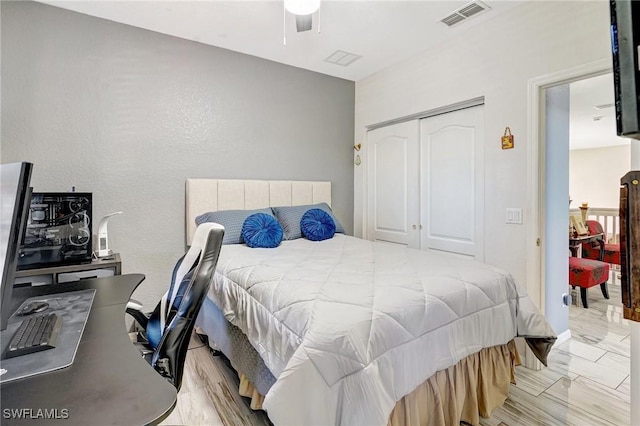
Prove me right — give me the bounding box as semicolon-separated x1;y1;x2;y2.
586;220;606;242
150;226;224;390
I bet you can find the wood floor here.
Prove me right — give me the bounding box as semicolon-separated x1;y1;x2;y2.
159;336;271;426
162;276;631;426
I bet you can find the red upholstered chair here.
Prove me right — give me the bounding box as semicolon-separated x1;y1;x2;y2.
569;257;610;308
581;220;621;265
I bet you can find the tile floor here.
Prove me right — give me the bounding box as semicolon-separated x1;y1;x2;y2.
481;277;632;426
162;277;632;426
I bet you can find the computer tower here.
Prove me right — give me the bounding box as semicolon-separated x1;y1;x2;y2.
17;193;92;270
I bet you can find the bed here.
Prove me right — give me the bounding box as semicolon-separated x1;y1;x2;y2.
187;179;556;426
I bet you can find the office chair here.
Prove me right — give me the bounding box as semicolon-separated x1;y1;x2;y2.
126;223;224;391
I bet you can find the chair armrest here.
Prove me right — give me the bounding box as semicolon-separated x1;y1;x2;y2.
126;299;149;330
131;341;155;364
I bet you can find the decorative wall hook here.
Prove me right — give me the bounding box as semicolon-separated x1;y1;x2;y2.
501;127;514;150
354;144;361;151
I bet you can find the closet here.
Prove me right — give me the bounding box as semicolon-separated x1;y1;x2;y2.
366;105;485;260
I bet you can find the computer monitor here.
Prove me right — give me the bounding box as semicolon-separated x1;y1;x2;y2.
0;162;33;331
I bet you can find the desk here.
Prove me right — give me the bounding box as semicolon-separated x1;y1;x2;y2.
14;254;122;286
569;233;604;259
0;274;177;425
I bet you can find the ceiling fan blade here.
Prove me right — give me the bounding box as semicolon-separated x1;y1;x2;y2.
295;14;312;32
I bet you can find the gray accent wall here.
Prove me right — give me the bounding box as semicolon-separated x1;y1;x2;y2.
1;1;354;307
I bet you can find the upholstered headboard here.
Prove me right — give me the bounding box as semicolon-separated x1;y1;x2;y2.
185;179;332;245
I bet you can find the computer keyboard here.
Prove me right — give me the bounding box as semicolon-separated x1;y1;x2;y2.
4;313;62;359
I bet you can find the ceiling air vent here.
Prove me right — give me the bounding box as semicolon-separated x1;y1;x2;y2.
324;50;362;67
439;1;490;27
441;13;466;26
458;2;486;18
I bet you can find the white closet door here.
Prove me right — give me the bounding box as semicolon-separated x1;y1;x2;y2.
367;121;420;247
420;106;485;260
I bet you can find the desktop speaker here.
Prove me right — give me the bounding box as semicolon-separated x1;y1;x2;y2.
97;212;122;258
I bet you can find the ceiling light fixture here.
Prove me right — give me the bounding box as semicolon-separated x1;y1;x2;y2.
284;0;320;16
283;0;321;45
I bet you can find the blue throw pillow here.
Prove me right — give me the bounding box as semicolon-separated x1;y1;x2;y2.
300;209;336;241
242;213;283;248
196;208;273;245
272;203;344;240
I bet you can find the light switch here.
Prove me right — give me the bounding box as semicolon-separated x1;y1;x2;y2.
506;208;523;224
513;209;522;224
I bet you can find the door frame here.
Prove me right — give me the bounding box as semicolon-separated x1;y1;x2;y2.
526;58;611;320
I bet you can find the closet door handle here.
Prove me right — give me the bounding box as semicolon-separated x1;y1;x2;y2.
412;225;417;230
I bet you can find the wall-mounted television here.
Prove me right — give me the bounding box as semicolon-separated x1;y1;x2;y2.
610;0;640;140
17;192;92;270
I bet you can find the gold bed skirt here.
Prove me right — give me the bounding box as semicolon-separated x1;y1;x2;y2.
238;340;521;426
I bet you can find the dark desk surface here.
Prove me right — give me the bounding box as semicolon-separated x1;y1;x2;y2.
0;274;177;425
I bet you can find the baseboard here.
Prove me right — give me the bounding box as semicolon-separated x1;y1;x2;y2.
553;329;572;348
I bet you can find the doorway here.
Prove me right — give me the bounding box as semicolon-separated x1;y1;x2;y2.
539;73;630;335
529;60;638;373
521;63;636;423
544;72;634;418
532;66;636;334
526;59;611;335
565;71;631;325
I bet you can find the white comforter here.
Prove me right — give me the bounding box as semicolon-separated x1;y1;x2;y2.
208;234;554;425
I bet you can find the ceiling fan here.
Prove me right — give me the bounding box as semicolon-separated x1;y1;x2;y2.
283;0;321;44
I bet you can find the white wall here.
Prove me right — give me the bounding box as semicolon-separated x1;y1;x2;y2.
633;140;640;169
354;1;611;306
570;145;631;209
